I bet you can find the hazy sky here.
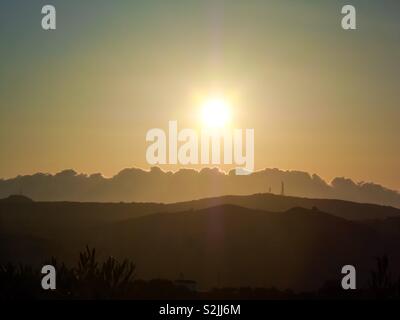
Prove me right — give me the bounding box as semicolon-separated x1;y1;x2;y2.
0;0;399;190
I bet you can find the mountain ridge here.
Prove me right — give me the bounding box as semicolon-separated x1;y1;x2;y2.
1;167;399;208
2;198;400;291
1;192;400;221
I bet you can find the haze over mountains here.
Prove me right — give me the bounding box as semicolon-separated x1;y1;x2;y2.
1;167;399;208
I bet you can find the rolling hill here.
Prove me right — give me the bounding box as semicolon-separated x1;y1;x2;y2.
163;193;400;221
2;197;400;290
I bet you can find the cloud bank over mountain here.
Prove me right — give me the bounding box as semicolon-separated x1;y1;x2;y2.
0;167;399;208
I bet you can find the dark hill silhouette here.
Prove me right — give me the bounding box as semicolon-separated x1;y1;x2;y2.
92;205;394;290
2;201;400;291
2;195;400;291
1;192;399;251
0;195;33;203
0;167;399;208
164;193;400;221
1;192;399;236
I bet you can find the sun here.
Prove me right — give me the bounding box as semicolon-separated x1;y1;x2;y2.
201;97;232;129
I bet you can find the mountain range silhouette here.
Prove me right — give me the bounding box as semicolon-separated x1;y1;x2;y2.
1;167;399;207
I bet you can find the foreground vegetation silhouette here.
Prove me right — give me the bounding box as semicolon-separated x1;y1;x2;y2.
1;247;400;300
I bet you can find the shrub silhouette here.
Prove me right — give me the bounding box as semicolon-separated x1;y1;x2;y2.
54;246;136;299
0;263;39;299
2;248;400;300
1;246;135;300
368;255;400;299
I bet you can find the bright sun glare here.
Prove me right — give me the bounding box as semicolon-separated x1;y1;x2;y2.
201;97;232;129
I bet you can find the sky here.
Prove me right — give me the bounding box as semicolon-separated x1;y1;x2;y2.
0;0;399;190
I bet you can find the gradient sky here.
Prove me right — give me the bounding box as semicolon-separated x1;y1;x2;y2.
0;0;399;190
